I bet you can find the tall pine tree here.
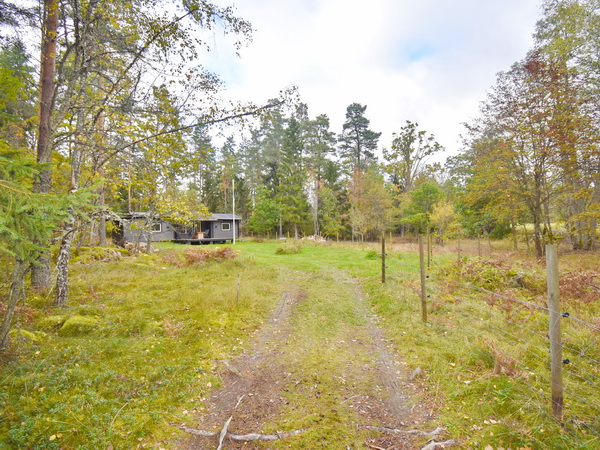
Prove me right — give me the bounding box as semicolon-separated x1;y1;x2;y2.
338;103;381;172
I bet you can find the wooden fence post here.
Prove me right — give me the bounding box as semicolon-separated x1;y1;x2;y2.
419;234;427;323
426;228;431;269
546;244;564;420
381;232;386;283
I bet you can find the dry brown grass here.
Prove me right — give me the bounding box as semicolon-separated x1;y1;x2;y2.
161;246;238;267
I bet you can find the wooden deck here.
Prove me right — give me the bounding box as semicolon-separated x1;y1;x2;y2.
172;238;233;245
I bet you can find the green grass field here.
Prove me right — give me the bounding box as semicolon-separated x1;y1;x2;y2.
0;239;598;448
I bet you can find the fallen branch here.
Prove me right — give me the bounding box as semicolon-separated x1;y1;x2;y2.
216;395;244;450
340;394;360;404
175;424;306;441
359;425;445;439
216;416;232;450
421;439;456;450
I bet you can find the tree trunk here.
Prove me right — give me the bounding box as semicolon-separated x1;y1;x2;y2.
522;224;531;253
544;199;554;244
0;259;29;350
146;229;153;254
54;91;85;306
99;204;107;245
511;216;518;251
95;77;107;246
279;215;283;239
313;202;319;236
31;0;59;290
55;218;76;306
533;216;544;258
31;253;51;290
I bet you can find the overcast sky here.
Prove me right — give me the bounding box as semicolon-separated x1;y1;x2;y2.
203;0;542;159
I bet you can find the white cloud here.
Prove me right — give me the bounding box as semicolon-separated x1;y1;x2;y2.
204;0;541;157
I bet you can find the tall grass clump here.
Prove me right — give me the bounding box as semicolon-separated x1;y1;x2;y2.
275;241;302;255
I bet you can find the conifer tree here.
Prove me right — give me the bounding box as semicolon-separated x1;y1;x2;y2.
278;117;309;238
338;103;381;172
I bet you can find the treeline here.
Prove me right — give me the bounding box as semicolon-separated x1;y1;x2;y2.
120;1;599;258
1;0;599;326
176;103;446;243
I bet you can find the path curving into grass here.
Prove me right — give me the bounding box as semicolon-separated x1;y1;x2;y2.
180;244;440;449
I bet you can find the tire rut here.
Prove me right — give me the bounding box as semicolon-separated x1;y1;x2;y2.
181;284;306;449
332;269;435;448
178;267;438;449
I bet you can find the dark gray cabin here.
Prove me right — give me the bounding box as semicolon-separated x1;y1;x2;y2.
171;213;241;244
112;213;241;244
111;213;175;243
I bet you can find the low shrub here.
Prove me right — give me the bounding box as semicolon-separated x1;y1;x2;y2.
275;241;302;255
365;249;379;259
560;270;600;303
184;247;238;265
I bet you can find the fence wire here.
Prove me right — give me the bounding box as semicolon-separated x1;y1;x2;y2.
389;252;600;440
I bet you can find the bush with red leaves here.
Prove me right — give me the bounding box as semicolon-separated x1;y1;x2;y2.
183;247;238;266
560;271;600;304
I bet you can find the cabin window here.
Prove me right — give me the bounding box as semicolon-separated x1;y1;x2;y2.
221;222;231;231
151;223;162;233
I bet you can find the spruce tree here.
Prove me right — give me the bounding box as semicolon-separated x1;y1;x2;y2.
278;117;309;238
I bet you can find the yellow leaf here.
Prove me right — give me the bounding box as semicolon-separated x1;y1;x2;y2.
49;435;56;441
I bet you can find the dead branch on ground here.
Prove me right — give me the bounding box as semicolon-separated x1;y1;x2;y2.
421;439;456;450
175;424;306;442
359;425;445;438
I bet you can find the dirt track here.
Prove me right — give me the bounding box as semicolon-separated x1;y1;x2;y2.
180;267;442;449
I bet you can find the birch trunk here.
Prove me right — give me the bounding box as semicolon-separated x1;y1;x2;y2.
54;77;86;306
55;218;76;306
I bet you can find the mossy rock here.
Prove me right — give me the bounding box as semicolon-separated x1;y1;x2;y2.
58;315;102;336
71;246;126;264
9;329;49;343
37;315;67;331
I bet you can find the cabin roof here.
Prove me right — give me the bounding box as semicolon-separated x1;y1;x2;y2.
207;213;242;221
118;212;241;221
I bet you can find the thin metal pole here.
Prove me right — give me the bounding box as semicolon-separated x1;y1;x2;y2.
232;178;236;245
